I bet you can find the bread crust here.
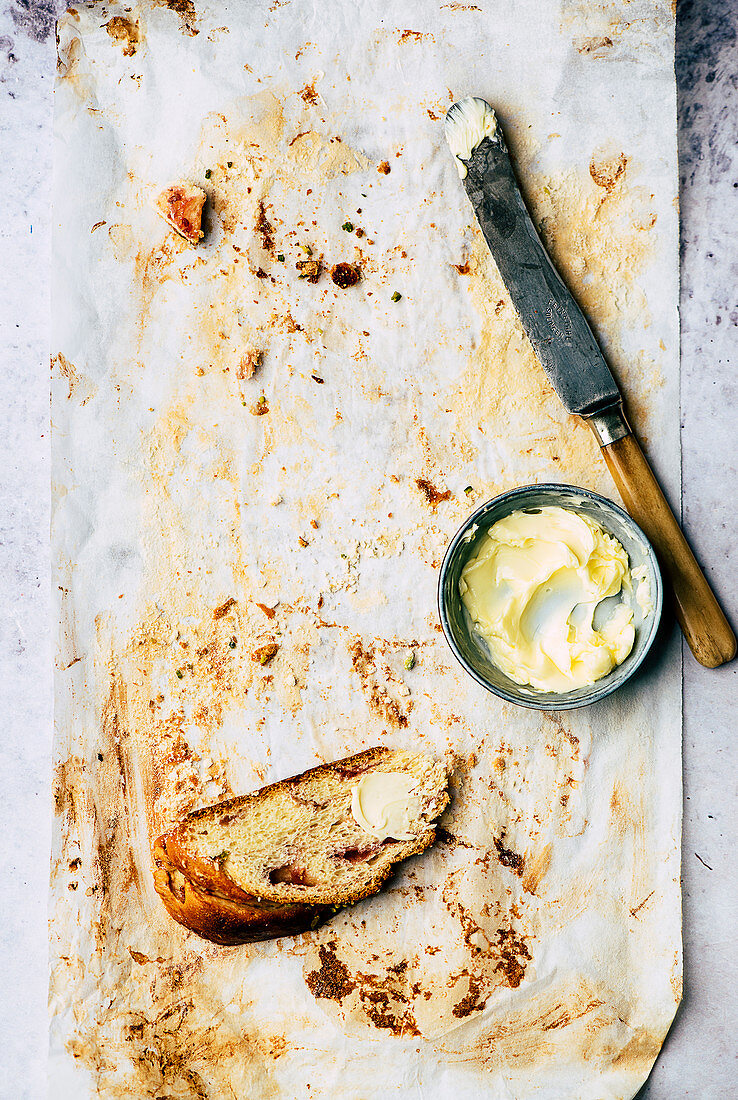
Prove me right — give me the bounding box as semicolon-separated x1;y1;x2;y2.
153;838;330;946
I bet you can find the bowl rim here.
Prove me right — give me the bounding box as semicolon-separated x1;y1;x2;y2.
437;482;664;710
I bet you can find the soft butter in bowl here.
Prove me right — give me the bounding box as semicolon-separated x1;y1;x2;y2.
438;484;663;710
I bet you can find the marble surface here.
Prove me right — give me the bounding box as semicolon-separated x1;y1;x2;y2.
0;2;735;1097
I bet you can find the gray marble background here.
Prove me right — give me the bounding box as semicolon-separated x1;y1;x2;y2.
0;1;735;1096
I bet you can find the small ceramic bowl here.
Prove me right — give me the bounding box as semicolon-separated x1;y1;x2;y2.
438;483;663;710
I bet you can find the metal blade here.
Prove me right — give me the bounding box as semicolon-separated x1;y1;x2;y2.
451;106;621;417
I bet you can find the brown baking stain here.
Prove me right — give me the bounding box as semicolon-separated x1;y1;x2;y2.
539;992;607;1038
436;828;475;850
589;151;628;193
299;80;321;107
450;973;618;1073
306;941;357;1000
95;673;153;915
609;774;651;920
66;993;284;1096
286;129;370;177
355;969;421;1036
255;601;276;619
670;954;683;1003
306;941;424;1036
105;16;140;56
493;836;525;876
128;947;154;964
397;29;431;43
56;23;95;97
577;35;613;54
521;843;552;895
415;478;452;507
494;927;531;988
212;597;236;619
132;237;188;348
53;755;89;825
152;0;199;37
452;974;488;1018
51;352;96;404
629;890;655;919
255;200;274;252
610;1026;664;1072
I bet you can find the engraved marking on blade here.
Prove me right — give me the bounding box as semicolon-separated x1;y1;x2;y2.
546;299;573;344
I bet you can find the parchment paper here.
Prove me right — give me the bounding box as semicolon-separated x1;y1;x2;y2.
50;1;682;1096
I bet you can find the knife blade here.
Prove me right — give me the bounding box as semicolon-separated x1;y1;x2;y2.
446;97;620;421
445;97;736;668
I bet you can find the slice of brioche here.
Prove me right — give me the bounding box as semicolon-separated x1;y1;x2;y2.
153;747;449;944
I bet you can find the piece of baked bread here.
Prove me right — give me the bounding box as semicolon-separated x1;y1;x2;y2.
153;747;450;945
154;181;206;244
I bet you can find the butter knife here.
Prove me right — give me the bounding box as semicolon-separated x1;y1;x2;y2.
445;97;735;668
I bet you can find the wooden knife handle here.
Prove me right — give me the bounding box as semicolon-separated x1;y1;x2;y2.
599;431;736;668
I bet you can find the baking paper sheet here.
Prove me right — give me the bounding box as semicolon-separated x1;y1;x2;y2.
50;1;682;1096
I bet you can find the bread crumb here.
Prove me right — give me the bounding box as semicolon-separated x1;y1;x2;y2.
252;642;279;666
330;262;361;288
154;181;206;245
297;257;322;283
237;348;262;380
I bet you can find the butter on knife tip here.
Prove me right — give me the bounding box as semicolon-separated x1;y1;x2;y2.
444;97;498;178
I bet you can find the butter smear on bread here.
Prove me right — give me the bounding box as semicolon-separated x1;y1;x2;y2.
351;772;423;841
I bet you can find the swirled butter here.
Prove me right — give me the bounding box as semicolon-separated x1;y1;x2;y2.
631;564;654;616
351;772;422;841
459;506;636;692
444;97;498;178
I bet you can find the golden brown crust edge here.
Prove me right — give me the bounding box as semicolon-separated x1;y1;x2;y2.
153;838;330;946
